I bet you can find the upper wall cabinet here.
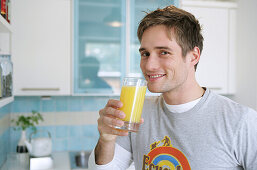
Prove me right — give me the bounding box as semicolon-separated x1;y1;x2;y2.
73;0;179;95
0;7;14;107
12;0;71;96
0;15;11;55
181;1;237;94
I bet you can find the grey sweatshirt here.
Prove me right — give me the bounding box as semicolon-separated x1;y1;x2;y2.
116;89;257;170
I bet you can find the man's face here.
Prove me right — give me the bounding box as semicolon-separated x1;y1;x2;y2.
139;25;191;94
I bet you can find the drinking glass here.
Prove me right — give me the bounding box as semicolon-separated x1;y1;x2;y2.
115;77;147;132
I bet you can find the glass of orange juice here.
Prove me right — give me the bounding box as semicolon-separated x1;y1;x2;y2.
115;77;147;132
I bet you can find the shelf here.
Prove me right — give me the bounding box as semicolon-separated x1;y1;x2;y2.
0;15;12;33
0;96;14;108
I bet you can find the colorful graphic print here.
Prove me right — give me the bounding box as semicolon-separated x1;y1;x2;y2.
142;136;191;170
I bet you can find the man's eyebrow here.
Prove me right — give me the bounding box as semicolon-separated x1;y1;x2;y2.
139;46;173;52
155;46;173;51
139;48;145;52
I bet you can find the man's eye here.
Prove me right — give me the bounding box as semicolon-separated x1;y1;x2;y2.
161;51;168;55
141;52;150;57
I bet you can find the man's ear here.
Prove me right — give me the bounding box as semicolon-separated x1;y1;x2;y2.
190;46;200;66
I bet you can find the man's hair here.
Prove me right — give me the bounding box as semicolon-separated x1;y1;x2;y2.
137;5;204;70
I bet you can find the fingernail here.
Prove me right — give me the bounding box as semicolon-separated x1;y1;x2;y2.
119;112;125;119
119;102;123;108
118;120;124;126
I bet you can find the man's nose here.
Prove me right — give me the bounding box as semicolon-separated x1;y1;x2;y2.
145;55;160;71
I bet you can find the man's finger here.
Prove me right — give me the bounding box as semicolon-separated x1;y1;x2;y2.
106;99;123;108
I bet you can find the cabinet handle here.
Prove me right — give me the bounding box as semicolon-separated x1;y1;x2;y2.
207;87;222;90
21;88;60;91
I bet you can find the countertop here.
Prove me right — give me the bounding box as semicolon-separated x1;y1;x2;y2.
1;152;135;170
1;152;70;170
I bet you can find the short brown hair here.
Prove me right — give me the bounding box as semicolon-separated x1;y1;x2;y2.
137;5;203;70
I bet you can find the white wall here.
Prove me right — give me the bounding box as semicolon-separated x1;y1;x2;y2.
231;0;257;110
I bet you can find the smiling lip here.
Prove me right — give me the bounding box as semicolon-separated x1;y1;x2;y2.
148;74;166;81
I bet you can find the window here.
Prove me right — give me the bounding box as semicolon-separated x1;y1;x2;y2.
73;0;178;95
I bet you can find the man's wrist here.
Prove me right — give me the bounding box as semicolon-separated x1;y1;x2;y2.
99;133;117;143
95;135;116;165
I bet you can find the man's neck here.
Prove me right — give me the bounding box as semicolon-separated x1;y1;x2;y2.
163;81;205;105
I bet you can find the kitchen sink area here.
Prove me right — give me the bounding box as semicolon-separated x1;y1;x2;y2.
1;151;92;170
69;151;136;170
1;152;71;170
69;151;91;170
0;150;137;170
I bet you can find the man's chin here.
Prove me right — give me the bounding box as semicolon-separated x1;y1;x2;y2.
147;87;162;93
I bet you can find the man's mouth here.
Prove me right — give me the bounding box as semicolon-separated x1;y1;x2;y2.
148;74;166;81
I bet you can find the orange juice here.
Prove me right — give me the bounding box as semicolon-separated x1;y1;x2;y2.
119;86;147;123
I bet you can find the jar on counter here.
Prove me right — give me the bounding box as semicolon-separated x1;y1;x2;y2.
0;55;13;97
0;64;2;98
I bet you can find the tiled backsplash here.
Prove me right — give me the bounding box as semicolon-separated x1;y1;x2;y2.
9;125;99;152
0;103;11;167
0;95;118;167
9;111;101;152
0;129;9;167
12;96;114;113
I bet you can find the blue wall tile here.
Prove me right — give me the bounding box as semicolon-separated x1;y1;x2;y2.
82;125;99;138
68;137;82;151
12;97;41;113
82;97;109;111
0;102;11;168
3;130;10;154
0;129;10;167
41;99;56;112
69;126;82;138
0;102;11;118
81;136;98;151
8;125;100;153
0;135;5;167
56;126;69;138
68;97;83;112
10;96;113;113
53;139;68;152
54;97;68;112
34;126;56;139
10;128;19;152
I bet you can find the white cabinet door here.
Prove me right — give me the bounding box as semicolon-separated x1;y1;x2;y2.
0;15;11;55
0;33;10;55
12;0;71;96
182;3;236;94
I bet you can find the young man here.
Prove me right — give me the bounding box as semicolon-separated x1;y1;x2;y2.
88;5;257;170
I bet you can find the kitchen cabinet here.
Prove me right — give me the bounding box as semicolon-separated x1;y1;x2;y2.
12;0;71;96
0;12;14;107
0;13;11;55
181;1;237;94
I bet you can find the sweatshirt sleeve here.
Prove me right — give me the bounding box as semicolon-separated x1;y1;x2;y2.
88;143;133;170
234;108;257;170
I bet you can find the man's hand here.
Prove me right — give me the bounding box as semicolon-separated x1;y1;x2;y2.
98;99;129;142
95;99;144;165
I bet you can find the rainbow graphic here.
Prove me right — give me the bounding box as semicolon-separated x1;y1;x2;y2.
142;136;191;170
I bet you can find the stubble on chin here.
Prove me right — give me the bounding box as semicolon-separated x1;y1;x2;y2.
147;83;164;93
